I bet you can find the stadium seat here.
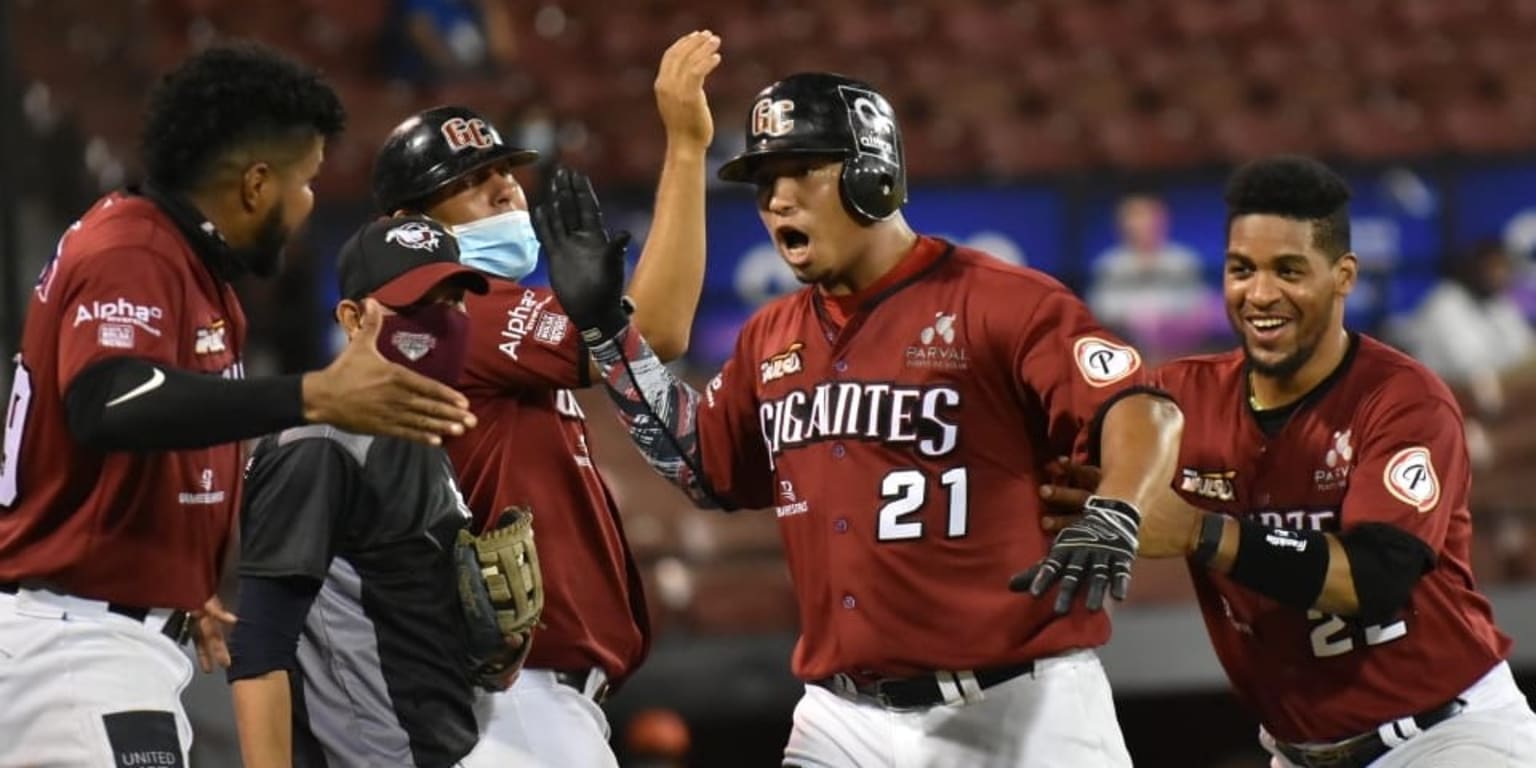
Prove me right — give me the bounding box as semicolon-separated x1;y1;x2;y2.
1096;109;1215;171
1212;108;1321;161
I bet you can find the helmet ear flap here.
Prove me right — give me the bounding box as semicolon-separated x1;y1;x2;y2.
839;154;904;224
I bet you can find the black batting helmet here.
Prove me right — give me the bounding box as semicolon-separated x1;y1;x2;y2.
718;73;906;223
372;105;539;213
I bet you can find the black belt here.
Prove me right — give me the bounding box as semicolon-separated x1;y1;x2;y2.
812;660;1036;709
554;668;610;704
0;582;192;645
1275;699;1466;768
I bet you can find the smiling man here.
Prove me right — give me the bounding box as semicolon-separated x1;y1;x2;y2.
1042;156;1536;768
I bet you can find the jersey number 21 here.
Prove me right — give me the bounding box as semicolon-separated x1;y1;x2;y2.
877;467;969;541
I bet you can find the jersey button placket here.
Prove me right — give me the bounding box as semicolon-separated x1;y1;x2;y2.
832;443;846;458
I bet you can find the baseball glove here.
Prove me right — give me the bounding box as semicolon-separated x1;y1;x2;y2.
456;506;544;690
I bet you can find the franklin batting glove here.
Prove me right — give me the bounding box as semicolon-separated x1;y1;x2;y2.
1011;496;1140;614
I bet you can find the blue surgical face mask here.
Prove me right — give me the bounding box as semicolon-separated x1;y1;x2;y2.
451;209;540;281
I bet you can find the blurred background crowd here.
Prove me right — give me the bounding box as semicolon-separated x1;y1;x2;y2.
5;1;1536;765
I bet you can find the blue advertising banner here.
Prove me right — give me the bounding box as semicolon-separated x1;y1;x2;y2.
330;158;1536;366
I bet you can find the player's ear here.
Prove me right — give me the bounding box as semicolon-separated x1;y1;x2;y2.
240;162;274;213
336;300;363;339
1334;252;1359;298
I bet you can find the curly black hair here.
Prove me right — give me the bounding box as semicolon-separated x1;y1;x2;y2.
1224;155;1352;260
141;42;346;194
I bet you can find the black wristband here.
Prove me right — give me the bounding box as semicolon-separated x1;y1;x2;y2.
1192;513;1225;567
1227;520;1331;611
577;296;635;346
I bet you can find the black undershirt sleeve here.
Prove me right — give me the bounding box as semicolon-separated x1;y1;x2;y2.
1340;523;1437;624
64;357;304;451
226;575;323;682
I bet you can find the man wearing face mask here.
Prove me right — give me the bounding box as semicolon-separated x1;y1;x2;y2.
228;215;543;768
368;31;720;766
0;44;478;766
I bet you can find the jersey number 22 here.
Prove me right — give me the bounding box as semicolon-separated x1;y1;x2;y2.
1308;610;1407;658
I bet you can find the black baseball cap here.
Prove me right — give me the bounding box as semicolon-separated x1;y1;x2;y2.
337;215;488;308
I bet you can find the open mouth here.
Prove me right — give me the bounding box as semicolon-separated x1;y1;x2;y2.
776;226;811;263
1246;315;1291;341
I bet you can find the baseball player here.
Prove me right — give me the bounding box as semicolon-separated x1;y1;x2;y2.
1041;156;1536;767
539;72;1186;767
0;45;476;766
228;216;542;768
368;31;720;766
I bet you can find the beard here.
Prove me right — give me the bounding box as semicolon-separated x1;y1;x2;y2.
1242;333;1318;379
231;202;291;278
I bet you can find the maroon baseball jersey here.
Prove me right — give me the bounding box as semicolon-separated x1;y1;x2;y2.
696;236;1149;681
1157;335;1509;743
446;280;649;683
0;192;247;611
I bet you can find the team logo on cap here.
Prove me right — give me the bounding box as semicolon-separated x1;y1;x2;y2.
441;116;501;152
752;98;796;139
392;331;437;362
838;86;897;164
384;221;442;251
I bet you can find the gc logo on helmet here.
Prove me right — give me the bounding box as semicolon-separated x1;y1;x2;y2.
752;99;796;138
372;106;538;214
719;73;908;224
440;116;501;152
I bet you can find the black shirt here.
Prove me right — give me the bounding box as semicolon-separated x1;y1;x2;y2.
232;425;480;768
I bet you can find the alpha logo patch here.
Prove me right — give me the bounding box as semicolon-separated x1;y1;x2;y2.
98;323;135;349
1072;337;1140;387
1384;446;1440;512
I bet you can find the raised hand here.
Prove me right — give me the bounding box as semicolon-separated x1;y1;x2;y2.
302;298;477;445
535;167;632;342
654;30;723;151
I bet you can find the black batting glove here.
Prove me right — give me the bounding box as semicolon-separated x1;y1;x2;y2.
533;167;632;344
1010;496;1141;614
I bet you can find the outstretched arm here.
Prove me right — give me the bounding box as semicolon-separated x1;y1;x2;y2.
1092;392;1186;515
1015;391;1184;614
586;325;719;508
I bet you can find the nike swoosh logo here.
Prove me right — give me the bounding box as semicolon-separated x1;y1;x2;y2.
106;367;166;407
